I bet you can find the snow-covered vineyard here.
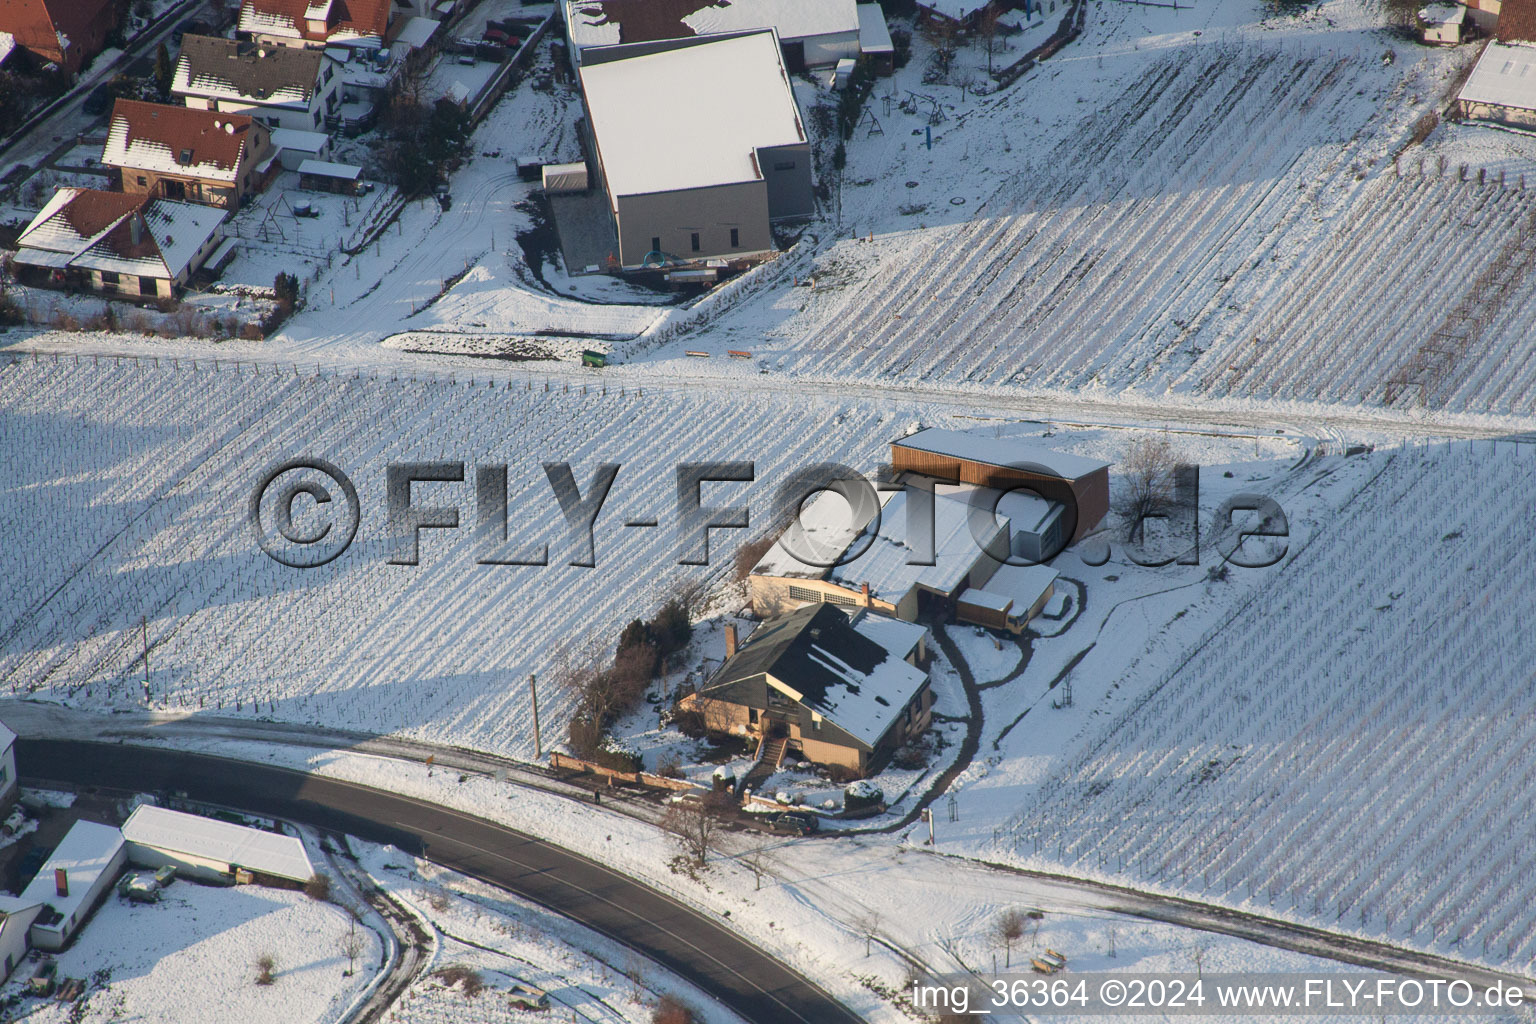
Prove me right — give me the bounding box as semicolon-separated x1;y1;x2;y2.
724;34;1536;416
1006;439;1536;970
0;355;914;754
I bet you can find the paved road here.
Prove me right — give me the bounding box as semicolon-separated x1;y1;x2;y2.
19;738;865;1024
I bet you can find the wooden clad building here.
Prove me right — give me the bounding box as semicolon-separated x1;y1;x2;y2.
889;428;1110;542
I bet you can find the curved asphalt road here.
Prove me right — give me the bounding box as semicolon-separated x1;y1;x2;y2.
19;739;865;1024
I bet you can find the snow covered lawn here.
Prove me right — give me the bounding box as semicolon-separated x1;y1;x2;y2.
6;881;380;1024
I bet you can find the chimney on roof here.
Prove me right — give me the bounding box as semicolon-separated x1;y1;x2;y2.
725;623;737;659
130;216;142;246
55;868;68;898
861;582;871;607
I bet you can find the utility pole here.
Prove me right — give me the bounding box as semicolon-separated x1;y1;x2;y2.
529;673;542;759
141;617;150;698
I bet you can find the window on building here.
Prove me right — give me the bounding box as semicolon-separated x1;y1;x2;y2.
823;590;857;607
690;232;700;252
136;176;147;186
101;271;119;286
178;148;194;164
749;708;758;724
730;227;739;247
787;585;822;603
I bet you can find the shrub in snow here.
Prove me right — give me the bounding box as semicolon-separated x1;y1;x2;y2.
844;780;883;812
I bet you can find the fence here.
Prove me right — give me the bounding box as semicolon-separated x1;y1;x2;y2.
992;0;1088;91
548;752;699;792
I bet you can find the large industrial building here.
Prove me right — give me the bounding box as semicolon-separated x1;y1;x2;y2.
577;30;813;268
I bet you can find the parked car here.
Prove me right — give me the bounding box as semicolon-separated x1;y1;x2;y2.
481;26;509;44
507;984;550;1011
767;811;819;835
83;84;116;116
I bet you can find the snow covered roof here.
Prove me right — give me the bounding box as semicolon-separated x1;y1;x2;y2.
1419;3;1465;26
173;35;329;109
298;158;360;178
103;100;265;185
702;603;927;748
122;805;314;882
0;31;15;66
270;126;330;154
892;427;1111;481
580;30;806;198
14;187;225;281
238;0;390;43
395;15;437;48
828;485;1005;601
0;717;13;750
973;561;1058;611
856;4;892;54
1459;41;1536;111
18;820;124;928
565;0;857;52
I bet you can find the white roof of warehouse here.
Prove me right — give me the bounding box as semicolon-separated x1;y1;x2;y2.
580;30;806;198
298;158;361;179
566;0;857;52
1459;42;1536;112
894;427;1111;481
18;820;124;926
122;805;314;882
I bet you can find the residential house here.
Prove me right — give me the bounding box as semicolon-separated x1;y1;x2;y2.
916;0;1021;34
173;35;341;133
578;30;813;269
17;820;126;952
122;805;314;885
680;603;932;777
564;0;863;72
13;187;228;299
0;0;119;76
237;0;392;48
1466;0;1504;33
103;100;275;211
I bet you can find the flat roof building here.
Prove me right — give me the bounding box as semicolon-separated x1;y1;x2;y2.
122;805;314;884
564;0;861;71
578;30;813;268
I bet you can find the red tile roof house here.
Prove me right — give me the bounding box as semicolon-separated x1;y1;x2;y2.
12;187;228;299
237;0;394;48
0;0;120;76
103;100;276;211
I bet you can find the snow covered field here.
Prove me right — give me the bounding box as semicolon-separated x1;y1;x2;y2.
950;439;1536;973
4;880;378;1023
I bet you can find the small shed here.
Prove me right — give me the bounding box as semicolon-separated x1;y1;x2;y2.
541;161;589;193
122;805;314;885
857;4;894;76
297;159;363;195
270;127;331;172
1419;3;1466;44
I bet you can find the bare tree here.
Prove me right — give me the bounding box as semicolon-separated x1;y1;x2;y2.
1115;437;1179;543
1189;938;1210;976
977;4;1003;74
954;68;978;101
995;908;1026;968
854;910;881;956
742;845;770;891
255;954;277;986
662;793;731;869
340;919;365;977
